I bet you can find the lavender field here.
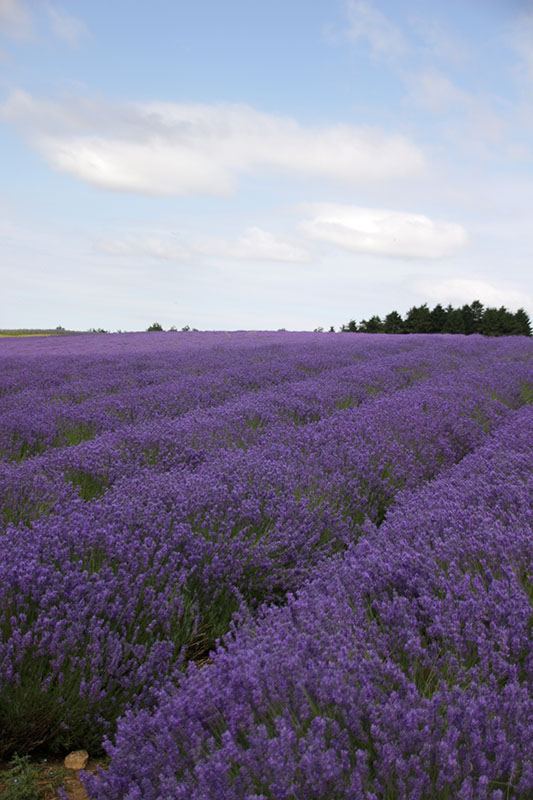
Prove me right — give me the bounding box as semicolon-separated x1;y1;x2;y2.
1;331;532;799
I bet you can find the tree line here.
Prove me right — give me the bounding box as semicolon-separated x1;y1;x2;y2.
340;301;531;336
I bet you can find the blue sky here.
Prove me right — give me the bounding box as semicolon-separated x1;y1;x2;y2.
1;0;532;331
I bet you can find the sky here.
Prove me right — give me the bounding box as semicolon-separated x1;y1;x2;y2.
1;0;532;332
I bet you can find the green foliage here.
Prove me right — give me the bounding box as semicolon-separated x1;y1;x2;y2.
341;319;357;332
0;754;68;800
358;315;384;333
513;308;532;336
65;468;109;500
521;383;533;405
460;303;476;335
405;303;432;333
5;422;97;461
0;754;39;800
342;300;532;336
57;422;96;448
429;304;447;333
383;310;403;333
443;306;465;334
146;322;164;331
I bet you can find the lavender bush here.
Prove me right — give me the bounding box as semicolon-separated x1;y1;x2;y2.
87;404;533;799
0;331;532;798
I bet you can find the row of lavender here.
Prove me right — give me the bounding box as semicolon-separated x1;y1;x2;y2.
87;401;533;800
0;332;426;461
0;333;532;770
0;341;446;528
2;331;529;465
1;334;529;531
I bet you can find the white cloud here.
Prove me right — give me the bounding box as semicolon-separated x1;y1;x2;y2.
0;0;30;36
407;70;506;149
300;203;467;259
195;227;309;262
343;3;469;64
39;133;234;195
100;227;309;263
100;235;190;262
508;12;533;85
46;4;88;45
408;71;470;114
344;0;406;56
0;90;426;195
409;16;469;64
411;277;532;310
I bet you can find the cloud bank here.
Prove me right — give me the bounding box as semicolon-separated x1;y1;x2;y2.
300;203;467;259
412;277;531;311
100;227;308;263
46;5;88;45
1;90;426;195
0;0;30;36
345;0;406;56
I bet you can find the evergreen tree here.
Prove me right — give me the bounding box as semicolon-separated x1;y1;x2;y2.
383;310;404;333
479;307;501;336
443;308;465;334
404;303;432;333
513;308;532;336
341;300;531;337
478;305;521;336
358;315;384;333
341;319;357;332
429;304;447;333
470;300;484;332
497;306;518;335
460;303;476;335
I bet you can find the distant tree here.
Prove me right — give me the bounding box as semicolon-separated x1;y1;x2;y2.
478;307;492;335
498;306;519;335
383;310;404;333
344;319;357;332
147;322;164;331
479;307;505;336
181;324;191;332
443;307;465;334
513;308;532;336
470;300;484;331
169;325;177;331
358;315;384;333
460;303;477;335
313;326;324;333
55;325;65;331
328;325;336;332
428;304;447;333
405;304;431;333
341;300;531;337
